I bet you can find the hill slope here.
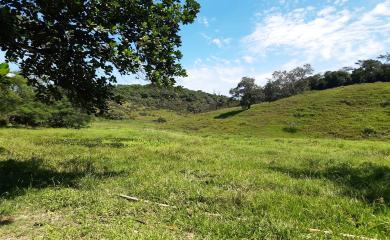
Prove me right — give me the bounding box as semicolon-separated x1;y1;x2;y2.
112;84;236;114
167;82;390;139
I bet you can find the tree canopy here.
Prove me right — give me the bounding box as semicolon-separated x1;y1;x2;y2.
0;0;200;112
230;77;264;109
0;63;90;127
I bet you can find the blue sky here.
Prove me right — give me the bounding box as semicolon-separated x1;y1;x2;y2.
176;0;390;95
2;0;389;95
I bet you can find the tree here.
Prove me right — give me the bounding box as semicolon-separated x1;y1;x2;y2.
352;60;385;83
263;79;281;102
379;52;390;62
0;63;25;124
323;70;352;88
306;74;325;90
266;64;313;100
230;77;264;109
0;0;200;112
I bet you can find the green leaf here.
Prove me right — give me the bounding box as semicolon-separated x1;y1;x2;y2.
0;63;10;76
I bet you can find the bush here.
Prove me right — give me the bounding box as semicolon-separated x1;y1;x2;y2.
47;99;91;128
102;101;132;120
1;69;91;129
361;127;376;137
283;122;299;133
155;117;167;123
9;102;50;127
380;100;390;107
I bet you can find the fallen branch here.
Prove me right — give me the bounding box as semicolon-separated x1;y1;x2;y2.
308;228;377;240
118;194;176;208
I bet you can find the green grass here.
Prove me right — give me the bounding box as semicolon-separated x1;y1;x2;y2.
164;82;390;139
0;83;389;239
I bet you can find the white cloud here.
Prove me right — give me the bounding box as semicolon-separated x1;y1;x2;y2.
333;0;348;6
202;33;232;48
243;1;390;65
199;16;209;27
211;38;231;48
178;58;271;95
242;56;255;64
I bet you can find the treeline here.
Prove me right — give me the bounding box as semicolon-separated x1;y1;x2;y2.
263;55;389;102
113;84;237;113
0;63;91;128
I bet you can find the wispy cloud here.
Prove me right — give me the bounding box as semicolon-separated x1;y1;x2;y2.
199;16;210;27
201;34;232;48
243;0;390;65
211;38;232;48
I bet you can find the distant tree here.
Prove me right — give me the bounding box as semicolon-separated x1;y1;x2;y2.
0;0;200;112
112;84;235;114
306;74;325;90
352;60;385;83
266;64;313;100
230;77;264;109
379;53;390;82
323;70;352;88
379;52;390;62
263;79;281;102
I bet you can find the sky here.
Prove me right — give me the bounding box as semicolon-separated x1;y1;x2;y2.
175;0;390;95
2;0;390;95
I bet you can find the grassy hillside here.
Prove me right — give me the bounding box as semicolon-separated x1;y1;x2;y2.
0;83;389;239
167;82;390;139
0;124;389;239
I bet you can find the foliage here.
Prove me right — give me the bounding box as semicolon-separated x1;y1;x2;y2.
47;98;91;129
261;56;389;102
283;122;299;133
112;84;237;114
361;127;377;138
155;117;167;123
0;0;200;112
263;64;313;101
0;64;90;128
351;59;389;84
230;77;264;109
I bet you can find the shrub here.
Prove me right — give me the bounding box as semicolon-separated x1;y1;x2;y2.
1;69;91;129
9;102;50;127
155;117;167;123
361;127;376;137
283;122;299;133
102;101;132;120
47;99;91;128
380;100;390;107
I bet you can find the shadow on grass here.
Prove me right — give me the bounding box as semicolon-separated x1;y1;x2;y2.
0;217;14;226
0;157;123;199
214;109;245;119
270;163;390;205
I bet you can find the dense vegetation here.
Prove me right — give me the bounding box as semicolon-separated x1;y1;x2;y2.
0;0;200;111
230;77;263;109
108;84;236;115
0;63;90;128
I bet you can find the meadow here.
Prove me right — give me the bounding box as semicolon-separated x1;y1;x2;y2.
0;83;389;239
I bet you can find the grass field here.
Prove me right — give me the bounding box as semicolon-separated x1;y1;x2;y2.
0;83;389;239
162;83;390;139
